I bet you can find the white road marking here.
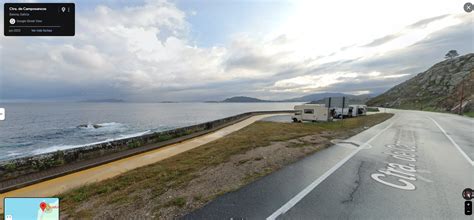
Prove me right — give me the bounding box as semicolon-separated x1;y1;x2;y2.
266;122;394;220
428;116;474;166
416;174;433;183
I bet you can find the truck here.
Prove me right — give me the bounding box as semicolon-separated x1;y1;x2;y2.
292;104;332;122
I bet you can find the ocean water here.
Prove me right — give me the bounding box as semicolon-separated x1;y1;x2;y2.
0;102;298;161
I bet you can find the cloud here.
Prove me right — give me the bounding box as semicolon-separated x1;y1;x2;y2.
1;1;230;100
1;1;472;102
362;14;451;48
263;14;473;97
407;14;450;29
362;33;402;47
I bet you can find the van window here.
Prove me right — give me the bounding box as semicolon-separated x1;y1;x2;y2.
295;110;302;115
304;109;314;114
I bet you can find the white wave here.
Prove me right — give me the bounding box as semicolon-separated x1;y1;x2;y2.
96;122;123;127
7;152;22;157
32;130;152;155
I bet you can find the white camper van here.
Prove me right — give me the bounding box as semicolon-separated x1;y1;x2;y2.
348;105;367;117
333;107;353;118
355;105;367;116
333;105;367;118
292;104;331;122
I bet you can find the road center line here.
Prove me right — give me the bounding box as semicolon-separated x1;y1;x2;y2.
427;116;474;166
266;122;394;220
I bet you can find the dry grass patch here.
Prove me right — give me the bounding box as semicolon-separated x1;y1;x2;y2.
59;113;393;219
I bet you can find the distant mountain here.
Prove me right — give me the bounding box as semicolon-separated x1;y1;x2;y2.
221;96;270;103
308;95;372;106
220;93;373;103
283;92;370;104
281;92;346;102
367;53;474;112
80;99;125;103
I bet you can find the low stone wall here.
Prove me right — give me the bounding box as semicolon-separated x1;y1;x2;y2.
0;111;293;182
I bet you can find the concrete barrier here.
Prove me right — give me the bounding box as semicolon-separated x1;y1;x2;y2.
0;111;293;186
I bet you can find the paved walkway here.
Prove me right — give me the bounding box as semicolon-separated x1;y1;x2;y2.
0;113;287;214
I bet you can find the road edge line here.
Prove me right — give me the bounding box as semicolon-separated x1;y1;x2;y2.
427;116;474;166
266;121;394;220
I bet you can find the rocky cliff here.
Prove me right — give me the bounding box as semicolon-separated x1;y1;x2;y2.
367;53;474;112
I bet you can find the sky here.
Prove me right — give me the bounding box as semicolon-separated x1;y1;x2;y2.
0;0;472;102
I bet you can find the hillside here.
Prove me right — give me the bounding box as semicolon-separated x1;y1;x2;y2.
367;53;474;112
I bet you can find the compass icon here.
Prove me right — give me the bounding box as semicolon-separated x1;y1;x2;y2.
463;188;473;200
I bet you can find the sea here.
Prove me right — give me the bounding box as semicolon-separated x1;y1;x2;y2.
0;102;299;161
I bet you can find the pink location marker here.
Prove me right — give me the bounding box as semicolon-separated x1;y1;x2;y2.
40;202;47;212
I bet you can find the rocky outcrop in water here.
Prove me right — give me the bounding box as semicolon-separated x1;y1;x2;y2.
77;124;103;129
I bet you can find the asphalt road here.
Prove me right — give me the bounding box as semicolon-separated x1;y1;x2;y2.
186;109;473;219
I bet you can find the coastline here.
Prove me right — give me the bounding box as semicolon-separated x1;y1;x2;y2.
0;111;293;193
0;113;291;215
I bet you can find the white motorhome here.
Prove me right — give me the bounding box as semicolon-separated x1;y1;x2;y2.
354;105;367;116
333;105;367;118
333;107;353;118
292;104;331;122
345;105;367;117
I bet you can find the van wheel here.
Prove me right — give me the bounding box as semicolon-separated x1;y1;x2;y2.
292;118;298;122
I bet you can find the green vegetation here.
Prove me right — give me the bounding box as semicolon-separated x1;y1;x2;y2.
165;197;186;207
464;112;474;118
4;163;16;171
58;113;393;218
366;107;379;112
157;134;173;141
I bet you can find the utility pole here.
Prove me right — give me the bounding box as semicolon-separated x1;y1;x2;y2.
459;81;464;115
341;96;345;119
341;96;345;127
328;97;332;121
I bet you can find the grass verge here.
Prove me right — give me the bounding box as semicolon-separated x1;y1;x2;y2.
464;112;474;118
367;107;380;112
58;113;393;218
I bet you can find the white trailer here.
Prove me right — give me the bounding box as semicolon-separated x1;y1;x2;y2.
292;104;331;122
